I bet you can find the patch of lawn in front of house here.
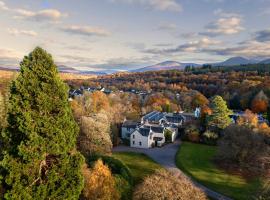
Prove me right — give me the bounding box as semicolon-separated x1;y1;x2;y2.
176;142;261;200
113;152;163;185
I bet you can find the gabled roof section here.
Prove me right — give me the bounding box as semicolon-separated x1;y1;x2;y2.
122;120;139;129
138;127;151;137
165;113;184;123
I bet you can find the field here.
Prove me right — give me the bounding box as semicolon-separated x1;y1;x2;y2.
176;142;261;200
59;73;96;80
0;69;96;93
113;152;163;185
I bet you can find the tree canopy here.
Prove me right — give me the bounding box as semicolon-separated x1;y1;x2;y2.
207;95;233;130
0;47;84;199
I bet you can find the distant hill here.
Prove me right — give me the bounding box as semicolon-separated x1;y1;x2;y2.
259;59;270;64
0;65;107;75
132;61;199;72
212;57;257;66
58;65;80;73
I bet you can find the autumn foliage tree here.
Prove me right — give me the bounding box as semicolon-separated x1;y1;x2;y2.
191;93;209;108
251;90;268;113
91;91;110;113
82;159;120;200
237;109;259;128
0;47;84;199
77;114;112;157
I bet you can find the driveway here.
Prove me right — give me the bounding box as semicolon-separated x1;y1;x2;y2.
113;140;233;200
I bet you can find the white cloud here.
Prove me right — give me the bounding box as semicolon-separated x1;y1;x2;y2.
207;40;270;58
202;16;244;36
0;48;24;67
0;1;8;10
13;9;67;22
61;25;111;37
7;28;38;37
144;37;221;54
111;0;182;12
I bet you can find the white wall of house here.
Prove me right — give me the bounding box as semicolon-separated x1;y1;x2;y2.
121;127;135;139
171;130;178;142
151;132;165;147
130;131;151;148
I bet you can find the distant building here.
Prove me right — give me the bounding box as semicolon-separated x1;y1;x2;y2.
121;120;140;139
122;111;185;149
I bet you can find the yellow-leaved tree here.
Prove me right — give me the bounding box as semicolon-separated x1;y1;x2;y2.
82;159;120;200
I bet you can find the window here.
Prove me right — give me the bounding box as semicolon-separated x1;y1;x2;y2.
133;135;135;139
127;127;131;131
139;142;142;146
133;141;135;145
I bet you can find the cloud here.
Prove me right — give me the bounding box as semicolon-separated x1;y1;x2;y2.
0;48;23;67
0;1;8;10
13;9;67;22
157;23;177;31
201;16;244;36
60;25;111;37
254;29;270;42
7;28;38;37
0;1;67;22
205;40;270;59
110;0;182;12
59;54;95;64
144;37;221;55
180;32;199;39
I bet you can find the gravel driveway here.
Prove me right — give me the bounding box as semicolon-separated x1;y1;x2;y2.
113;140;233;200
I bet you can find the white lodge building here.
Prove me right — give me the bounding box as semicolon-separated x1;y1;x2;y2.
122;111;185;149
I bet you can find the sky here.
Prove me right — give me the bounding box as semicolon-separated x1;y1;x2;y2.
0;0;270;71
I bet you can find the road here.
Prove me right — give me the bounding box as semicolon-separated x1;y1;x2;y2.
113;140;233;200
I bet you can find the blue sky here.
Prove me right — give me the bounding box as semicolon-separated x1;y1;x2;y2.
0;0;270;71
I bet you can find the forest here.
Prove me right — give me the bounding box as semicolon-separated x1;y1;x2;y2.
67;65;270;115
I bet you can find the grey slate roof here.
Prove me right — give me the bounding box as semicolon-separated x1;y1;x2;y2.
122;120;139;129
151;126;164;133
165;115;184;123
138;127;150;136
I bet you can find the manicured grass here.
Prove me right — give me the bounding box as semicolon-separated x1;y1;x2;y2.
176;142;261;200
113;152;163;185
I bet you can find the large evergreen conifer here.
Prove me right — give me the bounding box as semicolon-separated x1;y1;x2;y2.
207;95;233;130
0;47;84;199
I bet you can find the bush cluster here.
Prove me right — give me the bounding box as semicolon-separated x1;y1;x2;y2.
133;170;207;200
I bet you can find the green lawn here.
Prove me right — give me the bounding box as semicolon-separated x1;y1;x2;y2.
176;142;261;200
113;152;162;185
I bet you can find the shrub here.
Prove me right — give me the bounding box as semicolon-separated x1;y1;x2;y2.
202;130;219;145
82;159;120;200
133;169;207;200
256;179;270;200
164;129;173;143
185;125;200;142
122;138;130;146
114;175;132;200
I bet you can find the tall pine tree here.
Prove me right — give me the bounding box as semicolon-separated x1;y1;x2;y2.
0;47;84;199
207;95;233;130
